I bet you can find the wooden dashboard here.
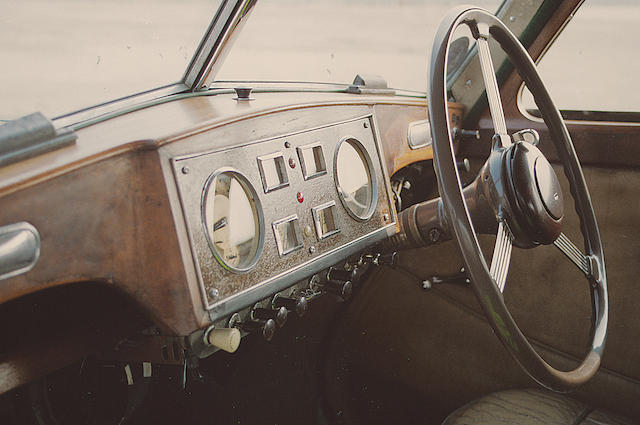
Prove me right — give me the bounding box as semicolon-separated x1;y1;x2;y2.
0;91;463;393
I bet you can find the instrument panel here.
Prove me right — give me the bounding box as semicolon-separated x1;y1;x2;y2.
172;115;396;321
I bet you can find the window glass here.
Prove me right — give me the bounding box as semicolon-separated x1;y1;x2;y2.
0;0;221;121
216;0;501;92
521;0;640;113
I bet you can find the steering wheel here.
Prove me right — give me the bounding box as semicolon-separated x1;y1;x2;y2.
428;7;608;391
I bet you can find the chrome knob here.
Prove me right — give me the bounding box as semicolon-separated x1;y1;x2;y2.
239;319;277;342
321;279;353;301
273;295;308;317
252;306;288;328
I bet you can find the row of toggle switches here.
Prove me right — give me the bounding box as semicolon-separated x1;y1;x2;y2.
201;253;398;353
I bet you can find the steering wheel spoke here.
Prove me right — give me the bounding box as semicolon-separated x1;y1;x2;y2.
475;28;511;148
489;221;514;292
553;232;590;276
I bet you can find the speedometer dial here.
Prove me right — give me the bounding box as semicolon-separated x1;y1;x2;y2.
202;168;264;273
334;137;377;221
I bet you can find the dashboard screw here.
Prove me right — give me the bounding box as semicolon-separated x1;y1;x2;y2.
383;213;390;221
181;166;190;175
363;122;369;128
284;141;291;148
309;246;316;254
209;287;219;300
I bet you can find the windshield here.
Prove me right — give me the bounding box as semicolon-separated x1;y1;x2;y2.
0;0;221;121
216;0;501;92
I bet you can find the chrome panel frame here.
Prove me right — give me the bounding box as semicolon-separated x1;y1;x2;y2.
311;201;340;240
297;142;327;181
0;222;41;281
172;114;396;312
272;214;303;257
333;136;378;222
200;167;265;274
257;151;289;193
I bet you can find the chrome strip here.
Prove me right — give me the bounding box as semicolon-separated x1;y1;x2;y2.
476;35;509;141
184;0;258;90
553;232;589;276
55;83;188;129
489;221;513;292
0;222;40;281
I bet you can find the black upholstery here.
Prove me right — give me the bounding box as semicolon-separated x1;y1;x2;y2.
442;389;634;425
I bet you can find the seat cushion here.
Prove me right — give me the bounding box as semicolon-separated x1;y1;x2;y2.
442;388;633;425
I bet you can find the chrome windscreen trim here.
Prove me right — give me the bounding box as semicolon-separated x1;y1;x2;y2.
186;0;258;90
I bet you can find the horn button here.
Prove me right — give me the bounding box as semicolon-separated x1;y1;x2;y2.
506;142;563;245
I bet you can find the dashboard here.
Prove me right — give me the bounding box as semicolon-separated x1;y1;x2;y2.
0;92;463;392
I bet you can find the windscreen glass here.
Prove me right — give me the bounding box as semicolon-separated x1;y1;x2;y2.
0;0;221;121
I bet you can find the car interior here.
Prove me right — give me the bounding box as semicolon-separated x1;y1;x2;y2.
0;0;639;424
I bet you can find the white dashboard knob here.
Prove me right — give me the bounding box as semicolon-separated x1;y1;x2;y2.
206;328;241;353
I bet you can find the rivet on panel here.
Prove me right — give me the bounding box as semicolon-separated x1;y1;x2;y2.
209;287;220;300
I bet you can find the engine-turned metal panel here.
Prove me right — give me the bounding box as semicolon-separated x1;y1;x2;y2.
172;115;395;319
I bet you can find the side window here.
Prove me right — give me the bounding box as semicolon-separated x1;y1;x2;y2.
520;0;640;115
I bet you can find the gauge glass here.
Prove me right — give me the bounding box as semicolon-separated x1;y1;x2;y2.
202;170;263;272
335;138;376;220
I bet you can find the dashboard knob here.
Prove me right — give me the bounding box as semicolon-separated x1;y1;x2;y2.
273;295;308;317
321;279;353;301
377;251;398;266
205;327;241;353
239;319;277;342
326;267;357;282
252;306;288;328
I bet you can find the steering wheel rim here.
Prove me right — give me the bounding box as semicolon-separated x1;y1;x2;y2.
428;7;608;392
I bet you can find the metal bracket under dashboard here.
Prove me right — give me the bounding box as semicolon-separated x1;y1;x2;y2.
172;114;396;322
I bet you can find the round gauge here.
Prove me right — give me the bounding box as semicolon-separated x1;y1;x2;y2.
334;137;377;221
202;168;264;273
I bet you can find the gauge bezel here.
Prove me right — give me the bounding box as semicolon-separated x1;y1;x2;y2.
333;136;378;222
201;167;265;274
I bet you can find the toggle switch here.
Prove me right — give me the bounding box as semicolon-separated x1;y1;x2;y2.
273;295;308;317
238;319;277;342
326;267;357;282
252;306;288;328
321;279;353;301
